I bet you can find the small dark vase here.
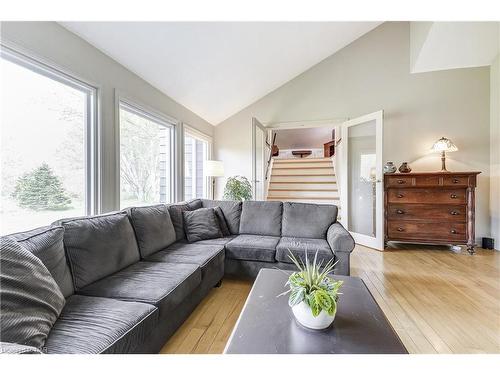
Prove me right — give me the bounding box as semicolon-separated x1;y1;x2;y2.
398;162;412;173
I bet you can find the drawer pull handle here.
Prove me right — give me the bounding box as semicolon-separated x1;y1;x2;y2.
450;194;458;199
397;179;405;184
450;211;459;215
396;209;405;214
451;229;457;234
397;227;404;232
397;194;404;198
452;179;459;184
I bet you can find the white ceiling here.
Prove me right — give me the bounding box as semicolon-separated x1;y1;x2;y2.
59;22;381;125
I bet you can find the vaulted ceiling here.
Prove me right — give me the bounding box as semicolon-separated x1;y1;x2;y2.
60;22;381;124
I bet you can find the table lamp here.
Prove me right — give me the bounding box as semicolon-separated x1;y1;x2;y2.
204;160;224;199
431;137;458;172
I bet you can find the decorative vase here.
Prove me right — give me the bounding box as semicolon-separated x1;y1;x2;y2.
292;301;335;330
398;162;412;173
384;161;397;174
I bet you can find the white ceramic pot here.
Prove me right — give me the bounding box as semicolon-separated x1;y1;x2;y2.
292;301;335;330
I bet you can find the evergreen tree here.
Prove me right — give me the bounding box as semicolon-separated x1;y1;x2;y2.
12;163;72;211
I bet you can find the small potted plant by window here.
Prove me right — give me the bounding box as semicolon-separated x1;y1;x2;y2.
279;251;343;330
223;175;252;201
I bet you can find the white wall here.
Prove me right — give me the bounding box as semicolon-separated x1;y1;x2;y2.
0;21;214;212
214;22;491;241
490;46;500;249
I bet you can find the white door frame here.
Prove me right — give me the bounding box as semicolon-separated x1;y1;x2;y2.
251;117;267;200
338;110;384;250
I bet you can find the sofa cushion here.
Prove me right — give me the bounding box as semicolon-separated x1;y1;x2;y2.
201;200;242;235
145;242;225;280
282;202;338;239
214;207;231;236
78;261;201;318
225;234;279;262
0;238;65;350
276;237;335;265
183;208;222;243
167;200;203;240
127;204;176;258
59;212;140;290
45;295;157;354
8;226;74;298
186;235;237;246
239;201;282;236
0;342;42;354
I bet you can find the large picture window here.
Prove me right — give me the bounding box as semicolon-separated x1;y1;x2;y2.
119;100;175;208
0;47;97;235
184;127;211;200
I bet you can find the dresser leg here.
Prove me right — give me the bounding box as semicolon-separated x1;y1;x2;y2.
466;245;476;255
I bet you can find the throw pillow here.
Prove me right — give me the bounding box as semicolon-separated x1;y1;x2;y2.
183;208;223;243
214;206;231;237
0;237;65;350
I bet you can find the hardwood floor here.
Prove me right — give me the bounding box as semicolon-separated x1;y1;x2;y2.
160;245;500;354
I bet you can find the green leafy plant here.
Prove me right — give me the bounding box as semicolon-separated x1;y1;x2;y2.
223;175;252;201
279;251;343;317
12;163;72;211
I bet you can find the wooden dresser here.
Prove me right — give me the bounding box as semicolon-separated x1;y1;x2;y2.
384;172;480;254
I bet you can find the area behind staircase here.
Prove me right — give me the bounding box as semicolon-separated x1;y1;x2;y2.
266;157;340;207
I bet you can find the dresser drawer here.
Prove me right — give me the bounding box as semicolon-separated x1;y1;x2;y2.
387;204;466;222
386;176;413;187
387;221;467;242
443;175;469;187
387;188;466;204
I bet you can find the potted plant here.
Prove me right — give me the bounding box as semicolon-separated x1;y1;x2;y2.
279;251;343;330
223;175;252;201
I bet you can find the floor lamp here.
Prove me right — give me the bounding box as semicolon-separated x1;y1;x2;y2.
205;160;225;199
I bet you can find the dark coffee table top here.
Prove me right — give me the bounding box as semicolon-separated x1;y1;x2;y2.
224;269;407;354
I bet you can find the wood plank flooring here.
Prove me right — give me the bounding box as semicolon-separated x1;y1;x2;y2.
160;244;500;354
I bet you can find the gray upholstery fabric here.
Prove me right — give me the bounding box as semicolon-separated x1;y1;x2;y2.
275;237;335;265
78;261;201;317
225;234;279;262
282;202;338;239
183;208;222;243
239;201;283;236
127;204;176;258
214;206;231;236
186;235;237;246
201;200;242;235
0;238;65;349
167;199;203;240
146;242;224;278
8;226;74;298
59;212;140;290
0;342;42;354
45;295;157;354
327;222;355;253
224;258;297;279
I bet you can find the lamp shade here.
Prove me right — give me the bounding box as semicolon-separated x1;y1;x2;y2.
204;160;224;177
431;137;458;153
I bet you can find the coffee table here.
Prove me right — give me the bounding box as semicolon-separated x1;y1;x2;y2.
224;269;407;354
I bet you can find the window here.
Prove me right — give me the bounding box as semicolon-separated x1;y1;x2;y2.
119;100;175;208
0;47;97;235
184;127;211;200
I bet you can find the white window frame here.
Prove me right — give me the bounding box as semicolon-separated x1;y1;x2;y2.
0;43;100;215
116;94;178;207
183;125;213;200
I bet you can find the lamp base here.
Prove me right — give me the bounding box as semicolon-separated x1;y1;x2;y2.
440;151;451;172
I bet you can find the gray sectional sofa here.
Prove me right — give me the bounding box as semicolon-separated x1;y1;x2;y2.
0;199;354;354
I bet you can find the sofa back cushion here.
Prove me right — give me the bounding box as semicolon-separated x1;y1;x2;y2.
282;202;338;239
167;199;203;240
183;208;223;243
239;201;282;236
59;212;140;290
8;226;74;298
201;199;242;235
0;237;65;349
128;204;176;258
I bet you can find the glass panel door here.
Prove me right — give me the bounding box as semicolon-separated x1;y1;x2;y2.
252;118;267;200
340;111;383;249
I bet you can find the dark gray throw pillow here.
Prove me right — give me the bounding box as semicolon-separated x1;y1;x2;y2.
0;237;65;350
214;206;231;237
183;208;223;243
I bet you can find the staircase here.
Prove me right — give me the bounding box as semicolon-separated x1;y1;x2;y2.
266;157;340;206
